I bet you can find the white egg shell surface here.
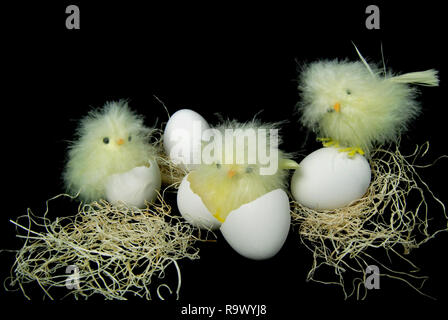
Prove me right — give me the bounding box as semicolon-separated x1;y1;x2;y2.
291;147;371;210
220;189;291;260
105;159;161;208
177;174;222;230
163;109;210;171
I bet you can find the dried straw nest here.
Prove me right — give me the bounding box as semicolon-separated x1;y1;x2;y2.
291;142;447;299
5;193;200;300
152;128;188;189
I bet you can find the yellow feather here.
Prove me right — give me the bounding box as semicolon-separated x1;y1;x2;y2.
387;69;439;86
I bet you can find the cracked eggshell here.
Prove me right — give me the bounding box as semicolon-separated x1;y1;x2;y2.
177;174;222;230
163;109;210;171
105;159;161;208
291;147;371;210
220;189;291;260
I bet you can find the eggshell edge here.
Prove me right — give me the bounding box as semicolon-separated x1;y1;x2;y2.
105;159;162;208
220;189;291;260
177;174;222;230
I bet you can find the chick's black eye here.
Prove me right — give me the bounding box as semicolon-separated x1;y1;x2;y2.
103;137;110;144
216;163;221;169
128;135;132;142
245;166;254;173
346;89;352;95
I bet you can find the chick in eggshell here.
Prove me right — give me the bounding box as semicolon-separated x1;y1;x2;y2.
63;101;161;207
177;119;299;260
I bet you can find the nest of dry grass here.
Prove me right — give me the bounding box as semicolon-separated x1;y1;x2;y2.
152;128;188;189
5;193;200;300
291;142;447;299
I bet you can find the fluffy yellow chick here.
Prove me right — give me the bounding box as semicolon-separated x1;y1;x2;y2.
298;49;439;156
63;101;158;202
187;120;298;222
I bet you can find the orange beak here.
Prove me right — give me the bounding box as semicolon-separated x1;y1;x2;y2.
227;169;237;178
117;138;125;145
333;102;341;112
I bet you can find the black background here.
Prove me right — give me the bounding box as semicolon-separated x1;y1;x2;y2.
1;1;447;318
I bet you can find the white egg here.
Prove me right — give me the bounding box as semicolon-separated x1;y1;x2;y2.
220;189;291;260
163;109;210;171
177;174;222;230
105;159;161;208
291;147;371;210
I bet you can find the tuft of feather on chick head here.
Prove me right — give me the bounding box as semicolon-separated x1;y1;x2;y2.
63;100;158;202
298;54;438;156
187;119;298;222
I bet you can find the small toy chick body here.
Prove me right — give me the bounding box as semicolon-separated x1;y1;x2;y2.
64;101;159;203
298;51;439;156
187;120;298;222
